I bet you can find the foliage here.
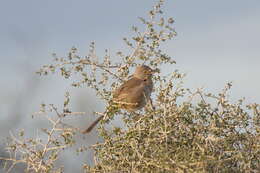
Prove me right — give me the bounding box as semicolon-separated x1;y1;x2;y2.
1;0;260;172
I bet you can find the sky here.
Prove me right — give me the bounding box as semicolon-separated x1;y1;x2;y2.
0;0;259;171
0;0;259;103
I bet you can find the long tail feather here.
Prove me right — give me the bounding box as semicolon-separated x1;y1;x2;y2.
82;116;104;134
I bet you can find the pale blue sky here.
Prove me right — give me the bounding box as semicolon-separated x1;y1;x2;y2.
0;0;259;104
0;1;260;171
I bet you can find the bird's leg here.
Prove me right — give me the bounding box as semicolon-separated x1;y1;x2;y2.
143;91;155;111
148;97;155;111
144;96;155;111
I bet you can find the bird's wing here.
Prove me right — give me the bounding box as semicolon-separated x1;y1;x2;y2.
113;77;143;98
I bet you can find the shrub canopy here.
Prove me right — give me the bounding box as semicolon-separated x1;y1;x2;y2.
1;0;259;172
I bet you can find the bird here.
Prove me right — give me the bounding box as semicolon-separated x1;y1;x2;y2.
82;65;157;134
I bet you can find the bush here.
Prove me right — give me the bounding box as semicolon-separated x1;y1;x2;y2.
1;0;259;172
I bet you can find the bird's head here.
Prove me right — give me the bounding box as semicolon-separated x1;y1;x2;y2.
133;65;159;80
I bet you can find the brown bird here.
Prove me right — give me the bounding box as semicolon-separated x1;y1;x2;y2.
82;65;157;134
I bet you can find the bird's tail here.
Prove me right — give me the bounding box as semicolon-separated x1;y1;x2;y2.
82;116;104;134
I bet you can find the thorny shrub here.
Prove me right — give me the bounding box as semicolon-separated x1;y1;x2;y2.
1;0;259;172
